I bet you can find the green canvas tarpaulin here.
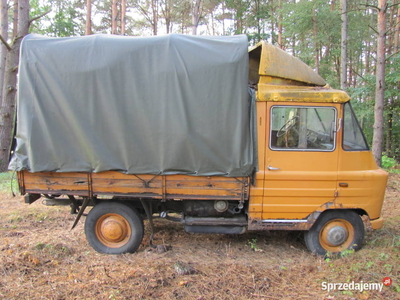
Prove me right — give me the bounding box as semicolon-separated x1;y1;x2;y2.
9;34;256;177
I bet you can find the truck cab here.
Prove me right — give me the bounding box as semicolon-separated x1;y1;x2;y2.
247;42;388;255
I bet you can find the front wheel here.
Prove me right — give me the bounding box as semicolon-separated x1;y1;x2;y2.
304;210;364;256
85;202;144;254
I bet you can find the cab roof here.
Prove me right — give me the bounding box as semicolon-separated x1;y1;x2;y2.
249;42;350;103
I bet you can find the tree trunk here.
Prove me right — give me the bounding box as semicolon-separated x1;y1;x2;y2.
386;104;392;156
85;0;92;35
278;0;283;48
372;0;387;166
221;3;226;35
192;0;201;35
151;0;158;35
291;37;295;56
111;0;118;34
365;40;371;74
210;11;215;35
12;0;18;38
0;0;29;171
160;0;171;34
121;0;126;35
270;0;275;44
388;5;395;54
0;0;8;107
340;0;347;89
348;58;352;87
394;5;400;52
312;9;320;73
291;0;296;56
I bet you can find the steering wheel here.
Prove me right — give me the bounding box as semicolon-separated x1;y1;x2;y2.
277;116;298;137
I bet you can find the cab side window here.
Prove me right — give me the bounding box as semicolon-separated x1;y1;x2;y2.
343;103;369;150
270;106;336;151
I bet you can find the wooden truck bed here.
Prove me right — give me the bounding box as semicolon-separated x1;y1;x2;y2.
18;171;250;201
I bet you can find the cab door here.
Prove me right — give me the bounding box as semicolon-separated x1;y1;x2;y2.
262;102;340;220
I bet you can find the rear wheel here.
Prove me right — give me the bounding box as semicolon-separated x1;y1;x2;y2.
304;210;364;256
85;202;144;254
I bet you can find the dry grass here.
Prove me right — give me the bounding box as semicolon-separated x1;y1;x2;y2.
0;173;399;300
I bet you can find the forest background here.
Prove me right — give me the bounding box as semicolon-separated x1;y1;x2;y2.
0;0;399;171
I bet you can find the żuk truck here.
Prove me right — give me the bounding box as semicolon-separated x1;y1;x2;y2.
9;34;388;256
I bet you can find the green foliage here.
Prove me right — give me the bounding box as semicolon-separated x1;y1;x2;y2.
247;238;263;252
108;289;121;300
341;290;353;296
29;0;83;36
379;252;390;261
49;0;83;37
393;235;400;247
348;48;400;161
339;248;355;258
8;213;22;224
382;155;396;170
29;0;52;34
35;242;46;250
279;0;341;83
248;238;258;250
224;0;251;35
0;172;17;193
384;53;400;160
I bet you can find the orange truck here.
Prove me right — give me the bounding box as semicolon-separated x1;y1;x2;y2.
10;34;388;255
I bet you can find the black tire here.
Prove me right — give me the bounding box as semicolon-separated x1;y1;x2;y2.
84;202;144;254
304;210;364;256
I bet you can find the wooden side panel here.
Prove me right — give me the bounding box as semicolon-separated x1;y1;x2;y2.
21;171;90;196
92;172;163;198
20;171;250;201
165;175;247;200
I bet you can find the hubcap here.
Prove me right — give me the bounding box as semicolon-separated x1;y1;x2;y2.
319;219;354;252
96;214;131;248
325;225;348;246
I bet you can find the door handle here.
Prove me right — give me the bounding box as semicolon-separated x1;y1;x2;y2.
268;165;280;171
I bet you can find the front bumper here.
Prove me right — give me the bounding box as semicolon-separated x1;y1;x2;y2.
370;217;384;229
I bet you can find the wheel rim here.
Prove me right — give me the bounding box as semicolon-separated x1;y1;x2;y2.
95;213;132;248
319;219;355;252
